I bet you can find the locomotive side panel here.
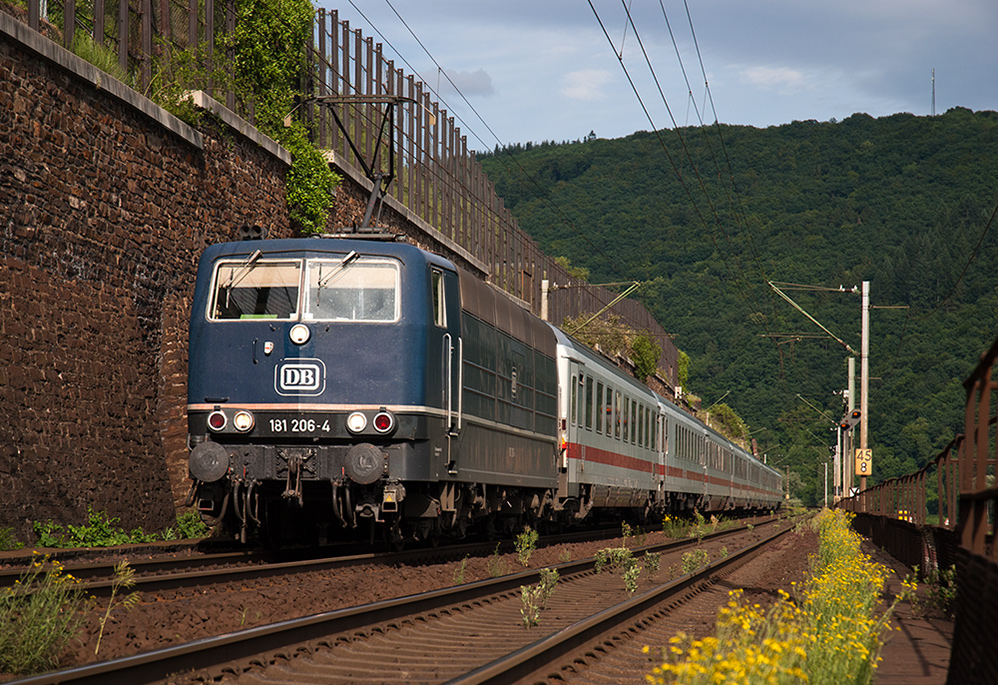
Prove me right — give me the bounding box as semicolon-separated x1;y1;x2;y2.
453;269;558;489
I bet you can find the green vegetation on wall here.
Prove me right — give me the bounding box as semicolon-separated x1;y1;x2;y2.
224;0;339;233
142;0;339;232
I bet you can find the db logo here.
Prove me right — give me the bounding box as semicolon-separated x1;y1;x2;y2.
275;359;325;396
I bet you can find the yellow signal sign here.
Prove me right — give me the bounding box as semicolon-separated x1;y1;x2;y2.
855;448;872;476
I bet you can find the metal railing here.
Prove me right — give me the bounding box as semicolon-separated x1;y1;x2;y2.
839;334;998;552
12;0;679;380
836;334;998;683
839;438;960;529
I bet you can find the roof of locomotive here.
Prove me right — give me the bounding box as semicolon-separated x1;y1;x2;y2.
196;236;456;270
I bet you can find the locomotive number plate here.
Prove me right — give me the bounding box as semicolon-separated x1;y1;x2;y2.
268;417;332;434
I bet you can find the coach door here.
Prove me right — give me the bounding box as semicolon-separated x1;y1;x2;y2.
431;267;462;472
657;412;667;497
567;362;587;472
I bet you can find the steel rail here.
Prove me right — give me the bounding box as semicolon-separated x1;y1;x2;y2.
448;524;792;684
0;520;679;597
7;517;782;684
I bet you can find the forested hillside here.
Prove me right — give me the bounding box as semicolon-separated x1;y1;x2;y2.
479;107;998;505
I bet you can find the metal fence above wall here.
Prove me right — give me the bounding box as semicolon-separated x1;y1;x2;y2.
13;0;680;388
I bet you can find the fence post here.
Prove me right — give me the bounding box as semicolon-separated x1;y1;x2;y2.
117;0;127;72
140;0;151;90
64;0;75;47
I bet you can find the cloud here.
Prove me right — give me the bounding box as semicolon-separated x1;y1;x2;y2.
740;66;813;94
560;69;614;101
444;68;496;97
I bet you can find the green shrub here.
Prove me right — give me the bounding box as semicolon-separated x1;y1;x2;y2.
32;507;212;548
0;527;24;551
452;555;469;585
595;546;632;573
487;544;508;577
175;510;210;539
681;549;710;574
521;567;559;629
0;555;87;674
515;525;539;567
623;557;642;594
71;33;133;86
65;507;133;547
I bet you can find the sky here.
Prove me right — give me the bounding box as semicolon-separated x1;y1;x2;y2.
330;0;997;150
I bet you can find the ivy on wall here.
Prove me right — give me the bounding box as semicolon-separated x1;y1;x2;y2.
147;0;339;233
225;0;339;233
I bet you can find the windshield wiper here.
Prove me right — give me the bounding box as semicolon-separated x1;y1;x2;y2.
317;250;360;289
224;249;262;308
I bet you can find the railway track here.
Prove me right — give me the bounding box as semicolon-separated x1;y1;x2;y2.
0;523;664;597
7;516;795;684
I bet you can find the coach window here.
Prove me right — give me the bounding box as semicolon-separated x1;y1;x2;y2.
614;391;622;439
585;376;594;430
630;402;637;443
431;269;446;327
604;385;612;435
570;375;577;426
596;381;604;433
638;407;644;447
622;396;629;441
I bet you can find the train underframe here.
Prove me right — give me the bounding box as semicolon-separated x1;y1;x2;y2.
189;437;778;546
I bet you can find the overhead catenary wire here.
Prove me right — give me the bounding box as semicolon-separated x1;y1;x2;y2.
593;0;793;388
346;0;664;338
349;0;664;342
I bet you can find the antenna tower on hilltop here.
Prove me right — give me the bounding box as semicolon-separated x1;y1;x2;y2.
931;69;936;116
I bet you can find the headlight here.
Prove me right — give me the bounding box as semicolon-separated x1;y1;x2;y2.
232;410;254;432
289;323;310;345
346;411;367;433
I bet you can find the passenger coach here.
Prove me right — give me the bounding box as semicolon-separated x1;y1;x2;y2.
554;330;782;518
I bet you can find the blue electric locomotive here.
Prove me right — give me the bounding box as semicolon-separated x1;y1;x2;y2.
187;237;559;544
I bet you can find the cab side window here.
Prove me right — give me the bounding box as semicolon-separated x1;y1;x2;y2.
431;269;446;328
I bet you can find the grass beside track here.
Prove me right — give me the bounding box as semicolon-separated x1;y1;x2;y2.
646;509;912;684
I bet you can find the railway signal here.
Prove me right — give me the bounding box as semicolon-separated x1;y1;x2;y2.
839;409;861;431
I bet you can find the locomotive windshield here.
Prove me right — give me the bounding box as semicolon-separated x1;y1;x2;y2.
207;255;400;322
210;260;301;320
305;258;399;322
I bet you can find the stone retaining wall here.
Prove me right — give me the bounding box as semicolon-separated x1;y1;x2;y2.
1;15;293;540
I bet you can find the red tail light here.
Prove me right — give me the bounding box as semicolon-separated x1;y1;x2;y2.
207;411;227;431
373;412;395;433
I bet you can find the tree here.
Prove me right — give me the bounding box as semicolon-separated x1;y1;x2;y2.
631;335;661;382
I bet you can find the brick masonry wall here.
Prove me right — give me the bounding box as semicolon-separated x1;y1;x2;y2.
0;24;293;540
